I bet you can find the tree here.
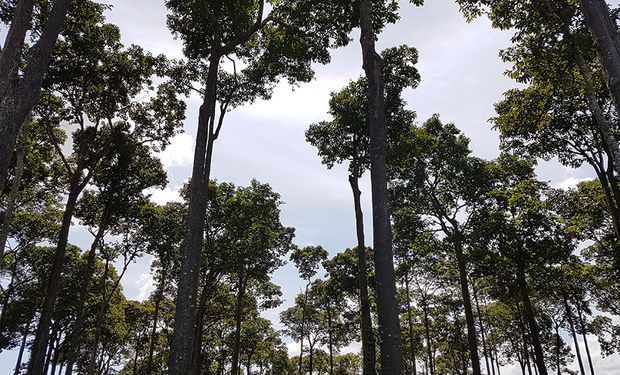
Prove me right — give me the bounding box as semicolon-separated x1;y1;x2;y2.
290;245;328;375
391;115;492;375
26;5;184;372
0;0;71;187
358;0;405;371
306;44;419;375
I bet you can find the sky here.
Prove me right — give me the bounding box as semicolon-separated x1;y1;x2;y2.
0;0;615;373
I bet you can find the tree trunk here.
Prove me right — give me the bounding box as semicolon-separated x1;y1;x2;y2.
298;282;311;375
422;299;434;375
472;280;491;375
147;269;166;374
358;0;403;373
349;171;377;375
0;140;25;264
580;0;620;119
575;302;595;375
534;0;620;174
327;304;334;375
169;51;221;375
454;241;481;375
404;274;417;375
87;258;112;375
230;275;246;375
14;320;30;375
309;342;314;375
516;307;533;375
516;263;548;375
554;324;561;375
64;211;110;375
0;0;70;187
28;185;81;375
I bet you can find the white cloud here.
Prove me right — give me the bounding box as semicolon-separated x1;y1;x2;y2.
145;186;183;205
157;133;195;170
554;177;594;190
135;271;156;302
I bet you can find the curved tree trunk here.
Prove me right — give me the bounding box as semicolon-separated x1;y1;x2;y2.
349;171;377;375
422;299;434;375
358;0;404;373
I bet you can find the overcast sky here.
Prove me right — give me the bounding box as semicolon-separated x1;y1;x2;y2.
1;0;615;373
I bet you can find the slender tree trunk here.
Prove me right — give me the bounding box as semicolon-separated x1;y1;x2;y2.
230;275;246;375
454;241;481;375
516;263;548;375
349;171;377;375
64;212;110;375
298;282;310;375
14;320;30;375
43;325;59;375
580;0;620;118
87;258;111;375
309;342;314;375
147;269;166;374
28;185;81;375
422;300;434;375
404;275;417;375
132;337;141;375
534;0;620;174
191;279;213;375
575;302;595;375
358;1;403;373
169;51;221;375
596;171;620;241
0;0;70;186
0;140;25;263
473;280;491;375
327;305;334;375
554;324;561;375
515;306;533;375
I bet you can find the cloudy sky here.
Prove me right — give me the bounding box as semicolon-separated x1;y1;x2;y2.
1;0;614;373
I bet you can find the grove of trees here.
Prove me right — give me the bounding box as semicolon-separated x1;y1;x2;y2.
1;0;620;375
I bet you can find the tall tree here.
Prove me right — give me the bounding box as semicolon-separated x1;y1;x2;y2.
0;0;71;187
306;45;419;375
358;0;405;371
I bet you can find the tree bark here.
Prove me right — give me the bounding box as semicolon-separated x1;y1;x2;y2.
349;171;377;375
516;263;548;375
580;0;620;119
0;140;25;265
169;52;221;375
28;185;81;375
358;0;404;373
0;0;70;186
454;241;481;375
230;275;246;375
